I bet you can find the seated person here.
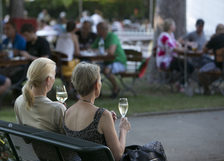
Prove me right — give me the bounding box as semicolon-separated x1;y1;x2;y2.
0;74;11;95
179;19;211;68
76;20;97;50
55;20;80;94
63;62;131;161
156;18;194;87
91;22;126;98
14;57;66;160
0;20;26;96
0;19;26;54
20;23;51;60
198;23;224;94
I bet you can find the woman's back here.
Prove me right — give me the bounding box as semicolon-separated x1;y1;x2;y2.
64;105;106;145
56;33;74;61
15;95;66;133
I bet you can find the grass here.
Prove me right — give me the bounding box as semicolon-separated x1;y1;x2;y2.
1;78;224;122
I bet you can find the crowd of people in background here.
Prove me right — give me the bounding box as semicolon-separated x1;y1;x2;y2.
156;17;224;95
1;7;224;161
1;8;224;98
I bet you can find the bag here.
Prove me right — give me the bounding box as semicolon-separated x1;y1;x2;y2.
121;141;167;161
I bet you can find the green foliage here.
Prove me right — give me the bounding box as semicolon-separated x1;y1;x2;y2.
24;0;149;21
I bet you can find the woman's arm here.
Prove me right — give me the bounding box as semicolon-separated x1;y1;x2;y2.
72;34;80;56
100;110;130;161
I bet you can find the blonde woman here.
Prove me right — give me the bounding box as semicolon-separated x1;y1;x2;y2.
63;62;131;161
14;57;66;133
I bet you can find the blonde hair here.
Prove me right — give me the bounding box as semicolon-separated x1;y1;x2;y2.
215;24;224;34
163;18;175;32
22;58;56;108
71;62;100;96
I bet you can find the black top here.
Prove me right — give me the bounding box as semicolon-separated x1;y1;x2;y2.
26;36;51;57
206;33;224;50
76;31;97;50
63;108;106;146
206;33;224;68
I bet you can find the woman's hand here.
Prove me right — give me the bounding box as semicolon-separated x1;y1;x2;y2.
111;110;117;122
119;117;131;132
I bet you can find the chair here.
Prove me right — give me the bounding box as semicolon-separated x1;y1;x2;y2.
117;49;150;96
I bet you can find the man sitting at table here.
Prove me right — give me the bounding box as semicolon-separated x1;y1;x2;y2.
76;20;97;50
179;19;212;68
20;23;51;60
0;20;26;97
0;19;26;54
198;24;224;95
91;21;126;98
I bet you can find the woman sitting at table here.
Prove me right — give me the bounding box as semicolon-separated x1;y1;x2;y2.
156;18;194;87
55;20;80;95
14;57;66;160
63;62;131;161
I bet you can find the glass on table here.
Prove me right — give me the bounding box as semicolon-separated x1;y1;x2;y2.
56;85;68;103
118;98;128;118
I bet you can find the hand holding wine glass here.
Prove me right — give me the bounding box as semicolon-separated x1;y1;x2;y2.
56;85;68;103
118;98;128;118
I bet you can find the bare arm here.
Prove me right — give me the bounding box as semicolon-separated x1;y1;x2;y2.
72;34;80;56
20;50;48;60
107;44;117;56
100;110;130;161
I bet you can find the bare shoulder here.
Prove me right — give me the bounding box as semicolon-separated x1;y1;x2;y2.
101;109;113;120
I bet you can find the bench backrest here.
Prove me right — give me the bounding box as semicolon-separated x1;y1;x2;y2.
0;120;114;161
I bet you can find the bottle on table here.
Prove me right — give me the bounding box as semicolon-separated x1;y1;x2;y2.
98;38;105;55
7;42;14;59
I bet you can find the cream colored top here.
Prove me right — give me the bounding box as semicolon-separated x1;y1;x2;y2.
14;95;66;134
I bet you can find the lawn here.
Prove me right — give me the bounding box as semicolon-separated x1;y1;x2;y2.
1;78;224;122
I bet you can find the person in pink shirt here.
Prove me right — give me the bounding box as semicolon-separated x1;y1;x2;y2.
156;18;194;86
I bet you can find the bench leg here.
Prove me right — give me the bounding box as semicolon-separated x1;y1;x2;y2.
119;77;137;96
5;133;20;161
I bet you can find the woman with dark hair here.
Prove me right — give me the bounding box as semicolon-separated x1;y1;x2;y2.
55;20;80;93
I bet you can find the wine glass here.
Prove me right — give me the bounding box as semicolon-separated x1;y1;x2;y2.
118;98;128;118
56;85;68;103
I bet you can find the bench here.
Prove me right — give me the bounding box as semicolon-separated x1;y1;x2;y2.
0;120;115;161
200;47;224;95
117;49;150;96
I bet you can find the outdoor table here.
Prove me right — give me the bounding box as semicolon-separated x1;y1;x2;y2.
0;57;30;67
76;55;115;62
78;50;115;62
177;50;202;95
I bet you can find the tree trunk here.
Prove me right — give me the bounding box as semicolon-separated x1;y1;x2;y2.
154;0;186;39
147;0;186;83
10;0;24;18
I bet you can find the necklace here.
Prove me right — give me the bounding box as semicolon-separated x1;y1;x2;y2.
79;99;93;105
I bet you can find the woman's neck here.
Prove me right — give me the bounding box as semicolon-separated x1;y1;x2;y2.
79;94;95;105
32;87;47;97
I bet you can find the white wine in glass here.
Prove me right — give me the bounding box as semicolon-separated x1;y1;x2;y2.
56;85;68;103
118;98;128;118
